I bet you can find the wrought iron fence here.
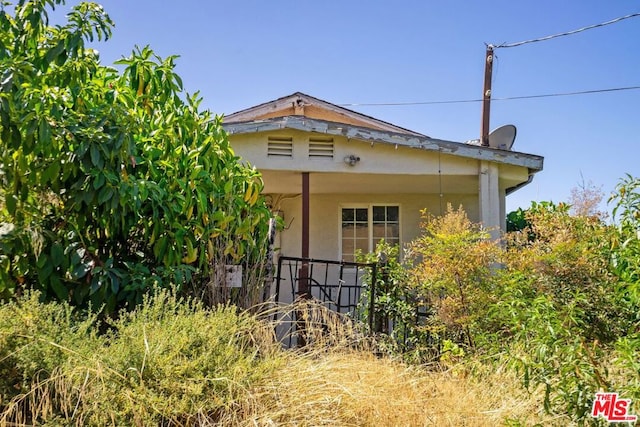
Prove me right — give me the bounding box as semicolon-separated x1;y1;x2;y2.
273;256;377;347
272;255;437;351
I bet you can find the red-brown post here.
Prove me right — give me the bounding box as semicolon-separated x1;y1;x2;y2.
299;172;310;298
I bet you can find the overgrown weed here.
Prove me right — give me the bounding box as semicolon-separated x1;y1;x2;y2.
0;292;559;426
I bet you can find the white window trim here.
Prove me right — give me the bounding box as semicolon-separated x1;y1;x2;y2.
338;203;401;262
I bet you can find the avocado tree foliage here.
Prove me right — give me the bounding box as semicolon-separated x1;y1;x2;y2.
0;0;271;312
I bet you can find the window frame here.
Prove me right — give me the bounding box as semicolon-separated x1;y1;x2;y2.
338;203;401;262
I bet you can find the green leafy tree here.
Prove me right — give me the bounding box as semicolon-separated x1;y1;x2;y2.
0;0;271;312
610;174;640;286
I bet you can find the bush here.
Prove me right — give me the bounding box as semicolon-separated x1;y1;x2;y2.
356;241;426;360
0;290;280;426
489;200;637;423
356;206;502;364
0;292;101;404
0;291;560;426
406;205;500;353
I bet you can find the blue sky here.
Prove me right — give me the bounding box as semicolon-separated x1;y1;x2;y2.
60;0;640;215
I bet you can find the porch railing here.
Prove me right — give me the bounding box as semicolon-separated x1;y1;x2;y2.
273;256;377;347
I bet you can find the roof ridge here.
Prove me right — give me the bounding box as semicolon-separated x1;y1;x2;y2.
224;92;427;137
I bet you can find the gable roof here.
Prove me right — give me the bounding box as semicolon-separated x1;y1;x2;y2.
224;92;426;137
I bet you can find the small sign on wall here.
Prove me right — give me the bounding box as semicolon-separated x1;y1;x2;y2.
214;264;243;288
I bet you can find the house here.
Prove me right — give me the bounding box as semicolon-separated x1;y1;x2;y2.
223;92;544;266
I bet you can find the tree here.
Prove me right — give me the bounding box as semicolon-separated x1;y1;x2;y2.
0;0;271;312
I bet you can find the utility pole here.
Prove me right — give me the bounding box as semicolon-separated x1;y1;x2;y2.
480;45;494;147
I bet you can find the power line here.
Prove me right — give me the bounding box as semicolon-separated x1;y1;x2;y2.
494;85;640;101
339;85;640;107
492;12;640;49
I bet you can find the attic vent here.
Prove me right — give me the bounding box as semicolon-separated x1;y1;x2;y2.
267;136;293;157
308;137;334;159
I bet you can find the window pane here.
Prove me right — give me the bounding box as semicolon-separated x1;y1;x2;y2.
342;207;369;263
372;223;386;239
342;238;354;256
341;223;354;239
372;206;399;240
373;206;385;222
355;224;368;238
355;238;369;253
387;206;399;222
342;206;398;261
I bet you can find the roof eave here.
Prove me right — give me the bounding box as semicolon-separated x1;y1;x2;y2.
222;116;544;172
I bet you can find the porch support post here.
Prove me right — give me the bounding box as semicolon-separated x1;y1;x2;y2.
297;172;310;347
479;161;501;239
298;172;310;298
302;172;309;259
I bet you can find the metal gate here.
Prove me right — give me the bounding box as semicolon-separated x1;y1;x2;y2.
273;256;377;347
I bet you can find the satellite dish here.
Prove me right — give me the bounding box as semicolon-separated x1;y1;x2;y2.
488;124;516;150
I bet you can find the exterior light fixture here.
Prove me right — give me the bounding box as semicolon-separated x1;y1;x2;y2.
343;154;360;166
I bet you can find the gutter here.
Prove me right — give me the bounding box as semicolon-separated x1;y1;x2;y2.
506;173;534;195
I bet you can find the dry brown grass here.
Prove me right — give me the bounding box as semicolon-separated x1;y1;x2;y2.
242;349;558;426
237;300;561;426
1;297;564;426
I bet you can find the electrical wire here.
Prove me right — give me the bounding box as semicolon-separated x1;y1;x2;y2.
339;85;640;107
491;12;640;49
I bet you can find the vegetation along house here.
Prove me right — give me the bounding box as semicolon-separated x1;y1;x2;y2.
223;92;544;265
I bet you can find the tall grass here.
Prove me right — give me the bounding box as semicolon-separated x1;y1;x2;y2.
0;293;559;426
0;291;280;425
250;350;560;426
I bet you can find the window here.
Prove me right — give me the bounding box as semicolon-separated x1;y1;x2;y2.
341;205;400;262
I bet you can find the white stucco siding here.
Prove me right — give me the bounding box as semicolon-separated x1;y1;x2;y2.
229;130;479;176
274;192;479;261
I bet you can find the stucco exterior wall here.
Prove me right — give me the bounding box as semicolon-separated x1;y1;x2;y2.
275;192;479;260
229;130;478;176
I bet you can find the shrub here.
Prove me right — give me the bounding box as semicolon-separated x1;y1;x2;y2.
0;292;102;406
356;206;502;364
356;241;426;360
406;204;500;353
358;197;638;423
608;175;640;407
0;290;280;426
490;201;633;422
